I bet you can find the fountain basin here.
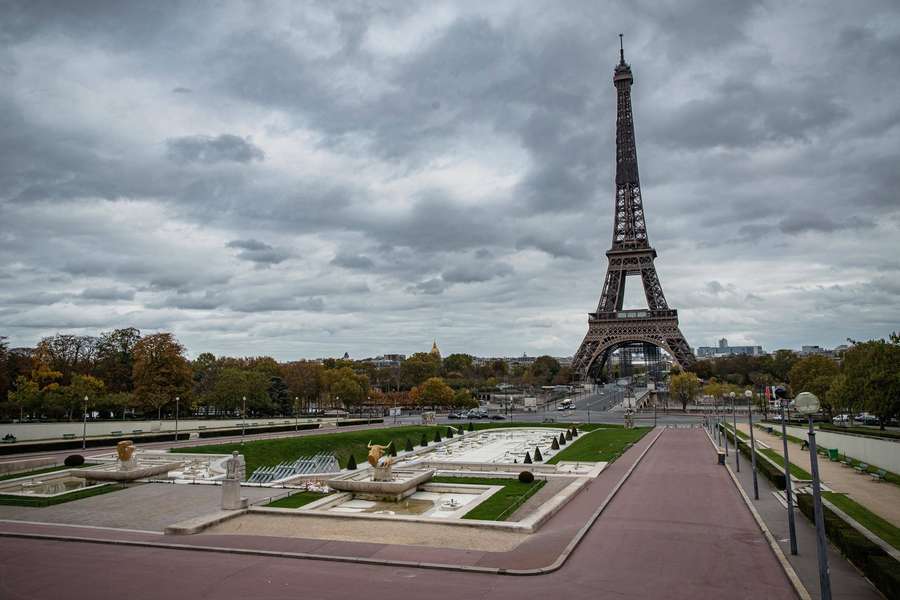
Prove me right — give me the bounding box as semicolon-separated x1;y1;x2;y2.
75;462;182;482
326;469;434;501
0;471;112;498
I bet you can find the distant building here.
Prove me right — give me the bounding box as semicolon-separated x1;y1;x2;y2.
696;338;765;358
430;340;441;360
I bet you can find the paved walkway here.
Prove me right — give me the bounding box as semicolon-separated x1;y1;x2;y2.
0;428;799;599
738;423;900;527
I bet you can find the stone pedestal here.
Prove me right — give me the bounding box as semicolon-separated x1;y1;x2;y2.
117;457;138;471
372;464;393;482
221;479;248;510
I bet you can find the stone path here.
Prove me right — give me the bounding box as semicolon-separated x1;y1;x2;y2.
737;423;900;527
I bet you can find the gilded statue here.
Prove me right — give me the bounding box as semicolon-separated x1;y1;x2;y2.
367;441;393;468
116;440;135;462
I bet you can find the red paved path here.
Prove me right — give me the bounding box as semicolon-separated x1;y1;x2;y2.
0;429;798;599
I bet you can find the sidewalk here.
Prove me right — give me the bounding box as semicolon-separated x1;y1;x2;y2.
724;438;881;599
737;423;900;528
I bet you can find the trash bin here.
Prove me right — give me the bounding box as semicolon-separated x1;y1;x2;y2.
827;448;839;461
717;451;726;465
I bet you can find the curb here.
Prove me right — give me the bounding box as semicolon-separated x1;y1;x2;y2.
0;429;664;577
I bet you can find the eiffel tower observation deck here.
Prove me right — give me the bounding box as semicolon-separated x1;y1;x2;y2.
573;36;695;380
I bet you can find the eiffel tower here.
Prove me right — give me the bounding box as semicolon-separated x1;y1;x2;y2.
573;36;695;380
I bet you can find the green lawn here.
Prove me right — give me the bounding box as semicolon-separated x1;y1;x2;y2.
547;426;650;464
431;476;545;521
267;491;331;509
0;482;124;507
823;491;900;551
180;422;603;474
758;448;812;480
0;464;97;482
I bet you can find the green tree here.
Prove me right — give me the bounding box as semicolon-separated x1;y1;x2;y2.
528;356;561;386
5;375;39;421
281;361;324;413
132;333;192;419
400;353;440;388
788;355;840;417
669;372;701;411
452;388;477;409
414;377;454;408
94;327;141;392
442;353;474;376
34;334;98;385
840;340;900;429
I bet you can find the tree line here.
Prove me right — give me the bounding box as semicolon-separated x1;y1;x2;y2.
0;330;570;421
668;332;900;429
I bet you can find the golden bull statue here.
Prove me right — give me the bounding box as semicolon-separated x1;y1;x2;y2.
116;440;135;462
367;442;393;468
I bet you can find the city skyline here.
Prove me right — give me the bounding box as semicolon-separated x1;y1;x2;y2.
2;2;899;361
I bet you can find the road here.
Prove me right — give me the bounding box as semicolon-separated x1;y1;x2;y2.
0;429;798;600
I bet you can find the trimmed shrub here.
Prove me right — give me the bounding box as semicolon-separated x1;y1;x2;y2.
64;454;85;467
551;438;560;450
524;451;532;464
468;421;474;432
446;427;454;438
559;433;567;446
518;471;535;484
420;433;428;447
346;454;357;470
388;442;397;457
405;438;414;452
796;493;899;599
434;430;442;443
534;447;543;462
571;427;579;437
565;430;573;441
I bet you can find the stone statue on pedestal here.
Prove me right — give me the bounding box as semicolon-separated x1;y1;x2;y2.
222;451;248;510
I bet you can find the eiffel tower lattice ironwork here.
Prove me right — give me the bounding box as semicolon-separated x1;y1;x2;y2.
573;37;695;380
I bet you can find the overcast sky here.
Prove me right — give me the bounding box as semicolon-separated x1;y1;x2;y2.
2;1;899;360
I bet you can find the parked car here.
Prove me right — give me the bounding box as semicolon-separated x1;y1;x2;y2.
447;412;461;419
855;412;879;425
832;414;852;425
490;414;506;420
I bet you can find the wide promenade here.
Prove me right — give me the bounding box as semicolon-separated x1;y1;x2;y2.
0;428;797;599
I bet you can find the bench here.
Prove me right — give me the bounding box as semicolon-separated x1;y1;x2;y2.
132;429;143;434
840;458;852;467
62;433;76;439
110;431;122;436
853;463;869;474
870;469;887;482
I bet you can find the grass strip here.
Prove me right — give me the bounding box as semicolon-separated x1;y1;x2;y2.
266;491;332;509
431;475;545;521
547;426;650;464
823;491;900;551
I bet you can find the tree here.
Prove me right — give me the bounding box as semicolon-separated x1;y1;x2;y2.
207;367;270;415
442;353;474;376
281;361;324;412
528;356;561;386
65;374;106;419
94;327;141;393
839;340;900;429
414;377;454;408
324;367;368;409
34;334;98;384
132;333;192;419
267;376;291;414
703;379;727;406
5;376;38;421
0;336;9;407
669;372;701;411
788;355;839;417
452;388;478;409
400;353;440;388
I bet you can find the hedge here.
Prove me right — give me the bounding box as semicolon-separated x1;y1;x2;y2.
336;419;384;427
197;422;318;438
721;424;786;490
0;432;190;455
797;494;900;599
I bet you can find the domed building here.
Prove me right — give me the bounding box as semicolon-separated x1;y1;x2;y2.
429;339;441;360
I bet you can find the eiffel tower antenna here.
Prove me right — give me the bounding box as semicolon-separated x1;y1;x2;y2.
572;39;695;381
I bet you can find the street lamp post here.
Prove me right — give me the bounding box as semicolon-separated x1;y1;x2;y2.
775;386;798;555
730;391;740;472
295;397;299;431
174;396;180;441
722;395;729;457
746;389;759;500
82;395;88;449
796;391;832;600
241;396;246;445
